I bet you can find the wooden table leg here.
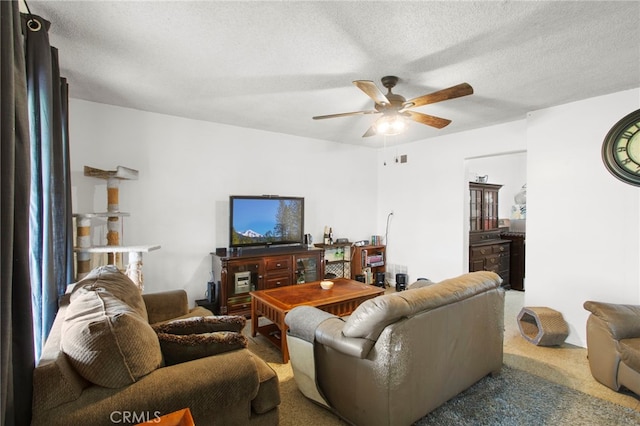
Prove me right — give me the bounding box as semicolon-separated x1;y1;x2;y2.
251;296;258;337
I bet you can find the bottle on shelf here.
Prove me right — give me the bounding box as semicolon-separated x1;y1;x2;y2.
323;226;330;245
329;227;334;245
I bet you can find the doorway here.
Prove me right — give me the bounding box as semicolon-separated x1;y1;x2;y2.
464;151;527;290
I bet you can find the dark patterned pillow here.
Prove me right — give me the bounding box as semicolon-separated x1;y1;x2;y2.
152;316;248;365
152;315;246;334
156;331;247;365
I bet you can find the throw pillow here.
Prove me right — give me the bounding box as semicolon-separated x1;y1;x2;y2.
61;288;162;388
156;331;248;365
152;315;246;334
152;316;248;365
70;265;148;321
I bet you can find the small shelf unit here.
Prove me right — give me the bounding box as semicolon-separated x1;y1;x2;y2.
351;244;386;285
314;242;352;278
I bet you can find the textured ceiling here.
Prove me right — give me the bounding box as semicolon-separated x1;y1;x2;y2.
26;1;640;147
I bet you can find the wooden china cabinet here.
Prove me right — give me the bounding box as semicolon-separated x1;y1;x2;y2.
469;182;510;288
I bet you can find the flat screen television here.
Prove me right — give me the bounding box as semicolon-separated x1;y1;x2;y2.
229;195;304;248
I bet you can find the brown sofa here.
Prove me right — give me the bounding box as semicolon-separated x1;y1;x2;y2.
583;301;640;397
32;266;280;425
285;271;505;426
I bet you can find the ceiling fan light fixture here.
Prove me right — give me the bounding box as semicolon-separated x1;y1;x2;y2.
375;114;406;136
313;76;473;138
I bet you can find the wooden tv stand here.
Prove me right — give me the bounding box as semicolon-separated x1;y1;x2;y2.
211;246;325;316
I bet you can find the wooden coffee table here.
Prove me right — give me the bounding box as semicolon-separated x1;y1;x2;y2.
250;278;384;362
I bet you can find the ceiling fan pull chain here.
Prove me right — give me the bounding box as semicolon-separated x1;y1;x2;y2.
383;135;388;165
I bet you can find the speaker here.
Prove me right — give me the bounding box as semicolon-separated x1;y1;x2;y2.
396;273;408;292
375;272;385;288
207;280;218;304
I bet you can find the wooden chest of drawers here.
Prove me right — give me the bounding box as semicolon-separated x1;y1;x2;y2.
264;255;292;289
469;239;511;288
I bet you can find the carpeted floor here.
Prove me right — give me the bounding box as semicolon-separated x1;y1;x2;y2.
244;290;640;425
416;366;640;425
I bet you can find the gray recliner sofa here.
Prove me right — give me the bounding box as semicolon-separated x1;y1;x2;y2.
285;271;505;426
583;301;640;397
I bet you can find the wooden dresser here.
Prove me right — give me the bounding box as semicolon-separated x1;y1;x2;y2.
469;182;511;288
500;232;525;291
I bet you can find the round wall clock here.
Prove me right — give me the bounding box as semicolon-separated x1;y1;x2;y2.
602;108;640;186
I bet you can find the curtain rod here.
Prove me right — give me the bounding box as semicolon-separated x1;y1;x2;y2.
19;0;31;14
20;0;43;32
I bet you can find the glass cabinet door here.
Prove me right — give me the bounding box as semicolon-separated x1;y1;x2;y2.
470;183;502;231
483;188;499;230
294;254;319;283
470;186;483;231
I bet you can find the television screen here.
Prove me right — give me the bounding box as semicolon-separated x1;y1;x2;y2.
230;196;304;248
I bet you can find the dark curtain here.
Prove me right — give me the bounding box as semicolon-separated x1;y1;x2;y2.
22;12;74;360
1;2;35;425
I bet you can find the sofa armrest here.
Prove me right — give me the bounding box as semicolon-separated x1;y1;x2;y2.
285;306;338;343
32;349;275;426
160;306;214;324
251;351;281;414
143;290;190;324
584;301;640;340
583;301;640;391
315;318;375;359
285;306;374;358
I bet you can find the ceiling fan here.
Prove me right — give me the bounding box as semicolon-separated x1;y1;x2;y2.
313;76;473;137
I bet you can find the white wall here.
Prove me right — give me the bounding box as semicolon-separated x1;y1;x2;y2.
71;88;640;347
377;88;640;347
376;120;527;282
69;100;378;303
526;89;640;346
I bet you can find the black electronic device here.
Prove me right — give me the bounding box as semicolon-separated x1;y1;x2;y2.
396;273;408;292
229;195;304;249
375;272;385;288
207;280;218;304
234;271;252;294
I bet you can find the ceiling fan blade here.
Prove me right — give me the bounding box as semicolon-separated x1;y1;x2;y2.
313;110;378;120
405;111;452;129
353;80;390;106
403;83;474;109
362;125;378;138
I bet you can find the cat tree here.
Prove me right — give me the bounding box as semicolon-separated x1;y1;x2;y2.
74;165;160;290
